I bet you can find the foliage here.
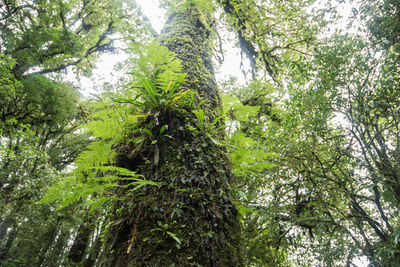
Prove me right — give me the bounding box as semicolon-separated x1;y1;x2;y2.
216;0;319;82
362;0;400;52
321;35;400;264
0;123;65;264
0;0;150;76
2;0;400;266
39;41;191;247
224;4;400;266
113;73;189;115
113;42;193;114
40;166;160;212
0;0;152;264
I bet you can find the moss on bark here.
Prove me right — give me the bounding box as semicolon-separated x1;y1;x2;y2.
102;7;244;267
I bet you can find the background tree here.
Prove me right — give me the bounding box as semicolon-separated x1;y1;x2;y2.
3;0;400;266
223;0;400;265
0;0;150;265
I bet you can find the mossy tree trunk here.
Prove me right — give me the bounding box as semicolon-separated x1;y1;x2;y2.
103;7;244;266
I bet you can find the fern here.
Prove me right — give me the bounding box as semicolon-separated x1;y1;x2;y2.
40;42;189;212
116;42;192;115
133;42;184;85
39;98;139;211
40;165;161;212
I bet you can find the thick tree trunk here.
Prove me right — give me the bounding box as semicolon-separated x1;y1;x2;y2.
102;7;244;267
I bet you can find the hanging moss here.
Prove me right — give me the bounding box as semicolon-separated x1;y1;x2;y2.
102;7;244;267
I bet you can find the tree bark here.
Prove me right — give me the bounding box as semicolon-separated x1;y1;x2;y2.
68;223;91;264
83;234;102;267
48;229;70;266
0;224;18;261
102;7;244;267
36;225;58;267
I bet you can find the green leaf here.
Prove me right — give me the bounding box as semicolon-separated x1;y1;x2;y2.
160;124;168;135
238;190;248;201
142;128;154;138
166;231;181;245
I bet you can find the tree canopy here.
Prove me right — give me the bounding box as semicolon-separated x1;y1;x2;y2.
1;0;399;266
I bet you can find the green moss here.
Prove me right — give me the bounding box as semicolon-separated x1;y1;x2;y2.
102;7;244;267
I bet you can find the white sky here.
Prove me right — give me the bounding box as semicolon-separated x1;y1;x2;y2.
135;0;247;83
137;0;165;33
74;1;369;266
78;0;359;97
77;0;245;97
135;2;369;266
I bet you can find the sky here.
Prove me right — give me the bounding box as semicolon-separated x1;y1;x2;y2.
134;0;247;84
137;0;165;33
134;2;368;266
77;0;246;97
78;0;359;98
74;1;369;266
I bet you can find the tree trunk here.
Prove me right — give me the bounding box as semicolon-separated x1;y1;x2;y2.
0;224;18;261
102;7;244;267
47;229;70;266
0;217;14;243
36;225;58;267
68;223;91;264
83;234;102;267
